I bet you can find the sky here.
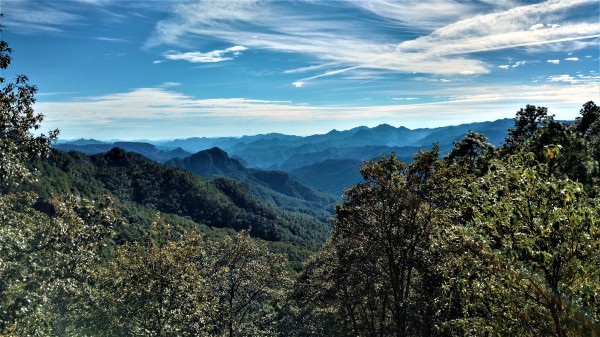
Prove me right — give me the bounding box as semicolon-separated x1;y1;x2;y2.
0;0;598;140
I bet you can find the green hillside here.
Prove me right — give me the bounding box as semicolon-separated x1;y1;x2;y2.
29;148;330;251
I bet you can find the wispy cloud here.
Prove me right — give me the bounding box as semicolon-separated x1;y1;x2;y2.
548;74;600;84
395;0;599;56
147;0;599;86
1;1;83;33
498;60;527;69
349;0;488;31
564;57;579;61
1;0;168;35
547;59;560;64
392;97;420;101
164;46;248;63
160;82;181;88
529;23;545;31
94;36;130;43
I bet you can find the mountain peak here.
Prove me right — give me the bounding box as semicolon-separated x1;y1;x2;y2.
374;123;395;129
168;147;247;176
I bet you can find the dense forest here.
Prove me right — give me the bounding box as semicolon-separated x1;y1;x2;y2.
1;31;599;336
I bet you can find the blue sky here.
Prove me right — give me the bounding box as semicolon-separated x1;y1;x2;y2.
1;0;598;140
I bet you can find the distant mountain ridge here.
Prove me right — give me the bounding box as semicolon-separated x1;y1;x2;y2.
56;119;515;168
55;118;519;196
224;119;514;169
54;141;191;162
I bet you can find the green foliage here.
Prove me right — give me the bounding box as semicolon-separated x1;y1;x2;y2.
504;104;552;152
528;120;597;184
0;193;121;336
445;131;495;175
292;148;450;336
571;101;600;162
97;219;291;337
206;231;291;336
96;218;213;336
28;148;330;251
0;25;58;189
439;148;600;336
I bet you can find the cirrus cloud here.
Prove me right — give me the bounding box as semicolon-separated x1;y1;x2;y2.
164;45;248;63
147;0;599;86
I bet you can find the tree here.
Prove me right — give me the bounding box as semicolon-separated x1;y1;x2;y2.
504;104;552;152
97;221;291;337
571;101;600;162
445;131;495;175
206;231;291;337
98;217;214;336
0;193;121;336
0;23;58;189
571;101;599;135
528;120;597;185
294;149;450;336
440;147;600;336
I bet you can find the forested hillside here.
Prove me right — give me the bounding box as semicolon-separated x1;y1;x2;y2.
1;33;599;336
28;148;330;250
166;147;338;219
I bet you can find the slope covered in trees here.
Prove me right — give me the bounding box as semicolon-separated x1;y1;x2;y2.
30;147;330;250
166;146;338;220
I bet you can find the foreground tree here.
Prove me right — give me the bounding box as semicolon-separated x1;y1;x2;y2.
0;193;120;335
206;232;291;337
440;147;599;336
504;104;552;153
1;25;119;335
98;221;291;337
0;23;58;189
445;131;495;175
98;218;213;336
293;148;450;336
571;101;600;163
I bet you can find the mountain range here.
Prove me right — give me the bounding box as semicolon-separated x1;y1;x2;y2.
55;118;516;194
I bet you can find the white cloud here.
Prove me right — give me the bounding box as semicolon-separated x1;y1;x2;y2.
392;97;419;101
1;1;82;33
564;57;579;61
94;37;129;43
164;46;248;63
529;23;544;30
292;81;304;88
395;0;599;57
146;0;598;84
349;0;489;30
161;82;181;88
38;82;599;139
548;73;600;84
547;59;560;64
499;61;526;69
549;74;576;83
2;0;160;35
283;63;337;74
